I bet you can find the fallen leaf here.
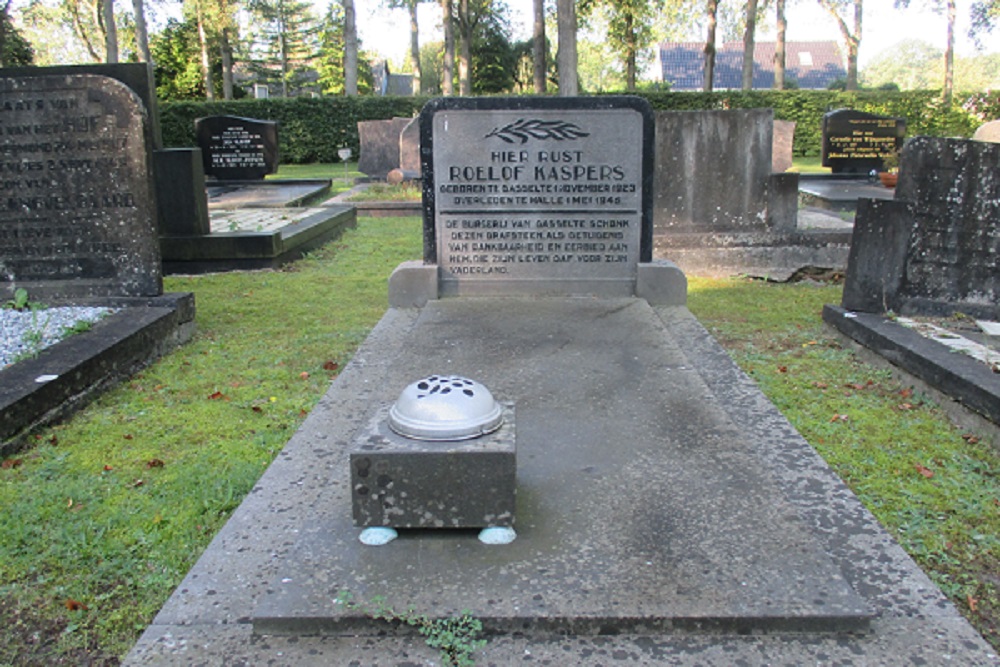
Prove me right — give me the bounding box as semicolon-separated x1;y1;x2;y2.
900;388;914;399
146;458;165;469
915;464;934;479
48;435;58;446
968;595;979;612
299;371;310;379
64;599;88;611
123;434;133;440
132;479;145;488
230;382;241;388
67;498;74;508
777;366;788;373
812;381;829;389
323;360;339;371
830;414;849;422
846;383;866;391
897;402;914;411
208;391;226;400
103;465;114;472
1;458;23;469
962;433;981;444
299;409;308;418
252;405;264;413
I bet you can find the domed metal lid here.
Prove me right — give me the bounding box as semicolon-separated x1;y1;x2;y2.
388;375;503;441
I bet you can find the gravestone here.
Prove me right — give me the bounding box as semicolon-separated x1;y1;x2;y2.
195;115;278;181
772;119;796;173
357;117;412;179
0;74;162;301
972;120;1000;143
842;137;1000;318
822;109;905;174
419;97;654;298
654;109;774;232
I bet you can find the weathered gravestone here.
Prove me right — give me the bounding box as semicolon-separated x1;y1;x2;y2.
973;120;1000;143
822;109;905;174
0;74;162;301
413;97;657;299
195;115;278;181
357;117;412;179
841;137;1000;319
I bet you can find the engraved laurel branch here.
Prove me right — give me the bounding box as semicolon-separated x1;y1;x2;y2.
484;119;590;144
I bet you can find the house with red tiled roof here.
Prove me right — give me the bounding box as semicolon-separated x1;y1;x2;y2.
659;40;846;90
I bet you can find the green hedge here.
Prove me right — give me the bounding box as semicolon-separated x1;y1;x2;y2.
161;90;1000;162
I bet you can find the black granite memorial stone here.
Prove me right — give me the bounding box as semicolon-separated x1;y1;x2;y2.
358;118;412;179
0;74;162;301
195;115;278;181
822;109;905;174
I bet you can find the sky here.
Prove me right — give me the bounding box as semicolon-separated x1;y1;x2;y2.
351;0;992;72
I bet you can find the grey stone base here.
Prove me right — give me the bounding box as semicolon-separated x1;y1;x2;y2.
823;304;1000;427
0;293;195;456
350;405;516;528
160;207;356;274
798;175;894;213
655;230;852;281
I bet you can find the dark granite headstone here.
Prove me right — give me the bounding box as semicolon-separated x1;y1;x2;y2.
842;137;1000;318
195;115;278;181
822;109;905;174
420;96;654;297
0;74;162;301
357;117;412;179
154;148;210;236
654;109;773;233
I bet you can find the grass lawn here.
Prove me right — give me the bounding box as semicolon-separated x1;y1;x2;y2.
1;217;997;664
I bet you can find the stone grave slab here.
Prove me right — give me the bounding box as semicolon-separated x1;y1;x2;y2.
420;96;654;298
822;108;905;174
252;298;872;636
0;74;161;301
195;115;278;180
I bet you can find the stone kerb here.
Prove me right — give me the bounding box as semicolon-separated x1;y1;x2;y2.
413;96;661;300
0;74;162;301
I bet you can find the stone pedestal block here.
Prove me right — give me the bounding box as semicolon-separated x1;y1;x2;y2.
350;405;515;529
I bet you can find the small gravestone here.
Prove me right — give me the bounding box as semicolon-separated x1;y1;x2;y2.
195;115;278;181
772;119;795;173
972;120;1000;143
0;74;161;301
822;109;905;174
420;97;654;297
357;117;412;179
398;117;421;177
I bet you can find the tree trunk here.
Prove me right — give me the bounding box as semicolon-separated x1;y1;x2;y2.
741;0;758;90
221;27;234;100
132;0;150;62
625;11;636;91
774;0;786;89
196;1;214;99
819;0;862;91
943;0;955;104
703;0;717;92
556;0;577;96
409;0;422;95
343;0;358;95
103;0;118;63
532;0;546;94
442;0;454;95
458;0;471;94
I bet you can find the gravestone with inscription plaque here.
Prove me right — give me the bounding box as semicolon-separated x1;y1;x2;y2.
0;74;162;301
195;115;278;181
822;109;906;174
414;97;656;298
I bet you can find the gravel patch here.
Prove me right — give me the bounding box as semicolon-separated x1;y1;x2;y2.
1;306;115;368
